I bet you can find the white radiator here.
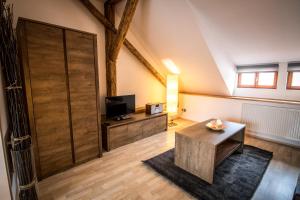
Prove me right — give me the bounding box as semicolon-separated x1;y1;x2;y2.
241;103;300;147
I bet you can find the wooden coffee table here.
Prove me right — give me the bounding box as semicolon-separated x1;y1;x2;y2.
175;119;245;184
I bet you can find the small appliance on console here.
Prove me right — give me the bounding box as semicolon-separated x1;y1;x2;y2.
105;95;135;121
146;103;163;115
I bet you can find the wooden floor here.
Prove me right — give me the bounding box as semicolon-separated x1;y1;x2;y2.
38;118;300;200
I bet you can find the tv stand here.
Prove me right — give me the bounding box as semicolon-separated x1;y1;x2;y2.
102;112;168;151
113;115;132;121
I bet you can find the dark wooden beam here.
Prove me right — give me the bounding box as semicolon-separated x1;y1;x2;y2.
79;0;166;86
106;0;138;96
104;2;116;96
105;0;124;5
124;40;166;85
109;0;138;61
104;3;115;53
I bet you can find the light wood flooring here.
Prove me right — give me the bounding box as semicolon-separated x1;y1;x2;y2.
38;118;300;200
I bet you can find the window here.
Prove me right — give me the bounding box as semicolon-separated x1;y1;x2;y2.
287;62;300;90
257;72;277;88
239;73;256;87
236;64;279;89
238;72;278;89
287;71;300;90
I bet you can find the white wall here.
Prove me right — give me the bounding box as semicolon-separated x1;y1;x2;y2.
0;68;12;200
179;93;300;122
234;63;300;101
179;94;243;122
117;47;166;107
0;133;11;200
7;0;166;113
0;70;8;143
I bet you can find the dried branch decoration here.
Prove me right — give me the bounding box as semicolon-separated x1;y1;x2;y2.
0;0;38;199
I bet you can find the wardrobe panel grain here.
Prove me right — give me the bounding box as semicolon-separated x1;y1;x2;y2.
25;22;73;178
65;30;100;163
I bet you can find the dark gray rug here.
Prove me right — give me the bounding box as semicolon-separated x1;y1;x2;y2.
143;145;272;200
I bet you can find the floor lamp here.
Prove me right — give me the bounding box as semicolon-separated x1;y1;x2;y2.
167;74;178;127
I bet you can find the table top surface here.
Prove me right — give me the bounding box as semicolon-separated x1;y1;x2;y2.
175;119;245;145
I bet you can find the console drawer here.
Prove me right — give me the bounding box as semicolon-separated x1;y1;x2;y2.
109;125;128;150
109;121;144;150
102;113;168;151
143;115;167;138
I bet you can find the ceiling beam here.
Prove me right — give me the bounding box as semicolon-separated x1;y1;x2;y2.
109;0;138;61
79;0;166;87
105;0;124;5
124;40;166;86
106;0;138;96
104;2;116;96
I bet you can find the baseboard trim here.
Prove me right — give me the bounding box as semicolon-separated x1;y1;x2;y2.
246;130;300;148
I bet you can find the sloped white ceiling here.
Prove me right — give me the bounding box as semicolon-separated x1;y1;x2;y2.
116;0;300;95
116;0;231;95
188;0;300;65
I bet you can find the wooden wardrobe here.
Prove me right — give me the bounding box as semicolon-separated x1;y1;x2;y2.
17;18;102;179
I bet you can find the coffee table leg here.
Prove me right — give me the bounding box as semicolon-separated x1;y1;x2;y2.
231;128;245;154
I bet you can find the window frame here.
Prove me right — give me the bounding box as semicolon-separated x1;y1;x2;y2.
237;71;278;89
287;71;300;90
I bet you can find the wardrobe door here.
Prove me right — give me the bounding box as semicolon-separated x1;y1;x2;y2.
24;22;73;178
65;30;101;163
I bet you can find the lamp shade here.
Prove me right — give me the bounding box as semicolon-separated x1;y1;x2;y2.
167;75;178;114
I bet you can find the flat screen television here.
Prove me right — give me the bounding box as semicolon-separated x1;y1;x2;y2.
105;95;135;119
